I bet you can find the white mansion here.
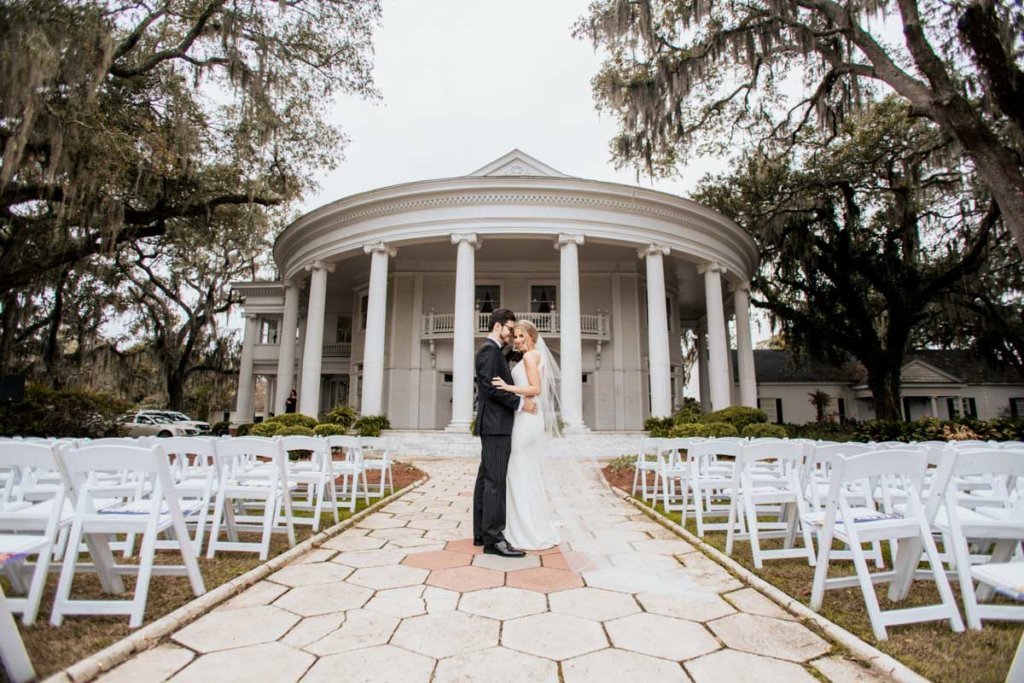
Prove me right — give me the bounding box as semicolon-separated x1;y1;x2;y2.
230;150;763;431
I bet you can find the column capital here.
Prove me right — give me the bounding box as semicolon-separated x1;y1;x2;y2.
243;312;258;321
450;233;480;248
729;280;751;293
364;241;397;258
281;278;297;289
637;243;670;259
556;233;585;249
305;260;336;274
697;261;727;275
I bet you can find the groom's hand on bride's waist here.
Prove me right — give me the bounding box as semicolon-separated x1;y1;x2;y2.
522;398;537;414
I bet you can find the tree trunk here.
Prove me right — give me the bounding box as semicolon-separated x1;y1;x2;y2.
866;360;904;421
167;366;186;411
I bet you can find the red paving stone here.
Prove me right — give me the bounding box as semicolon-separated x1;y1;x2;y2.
426;566;505;592
505;566;584;593
541;552;571;570
445;538;484;555
528;546;563;556
401;550;472;570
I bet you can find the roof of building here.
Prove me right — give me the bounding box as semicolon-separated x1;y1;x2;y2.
752;349;1024;385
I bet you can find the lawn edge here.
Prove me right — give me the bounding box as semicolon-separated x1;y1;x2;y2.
615;486;931;683
44;475;429;683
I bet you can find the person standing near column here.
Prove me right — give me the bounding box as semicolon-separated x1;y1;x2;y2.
472;308;535;558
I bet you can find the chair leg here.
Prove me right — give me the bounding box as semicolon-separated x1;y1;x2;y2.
21;541;52;626
130;526;159;628
0;590;35;683
50;520;85;627
206;490;227;559
810;528;833;611
725;495;739;556
744;495;764;569
259;496;275;561
949;524;982;630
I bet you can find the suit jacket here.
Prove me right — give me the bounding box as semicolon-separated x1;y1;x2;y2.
474;339;520;436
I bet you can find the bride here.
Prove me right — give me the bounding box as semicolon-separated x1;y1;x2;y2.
491;320;560;551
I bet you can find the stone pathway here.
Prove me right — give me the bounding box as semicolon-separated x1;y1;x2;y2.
97;458;887;682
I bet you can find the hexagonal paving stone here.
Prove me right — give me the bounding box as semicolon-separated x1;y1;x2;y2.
446;538;484;555
385;537;446;550
274;581;372;616
168;642;313;683
295;548;337;564
332;548;409;568
723;588;796;621
407;518;460;530
394;512;441;520
502;613;607;661
347;564;430;590
677;553;744;592
458;586;548;620
268;561;354;587
685;649;819;682
280;613;345;649
364;594;427;618
172;605;298;653
434;646;558;682
322;534;387;552
606;613;720;660
631;539;697;555
472;552;541;572
562;649;688;683
302;645;435;683
541;552;570;570
548;588;640;622
304;608;400;655
811;655;886;682
392;611;500;658
637;590;736;623
426;565;505;592
97;644;193;683
216;581;288;611
423;528;468;541
369;527;426;539
355;514;408;530
709;613;829;662
505;567;583;593
401;549;472;570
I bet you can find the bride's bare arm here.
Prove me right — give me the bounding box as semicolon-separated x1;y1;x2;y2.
492;351;541;396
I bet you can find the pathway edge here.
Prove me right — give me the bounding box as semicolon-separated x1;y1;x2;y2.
616;487;931;683
45;476;428;683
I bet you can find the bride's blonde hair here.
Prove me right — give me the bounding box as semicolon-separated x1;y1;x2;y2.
515;320;538;346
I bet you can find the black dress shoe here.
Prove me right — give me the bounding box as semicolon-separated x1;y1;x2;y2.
473;538;484;547
483;540;526;557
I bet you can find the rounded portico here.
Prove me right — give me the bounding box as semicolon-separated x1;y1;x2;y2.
231;150;760;431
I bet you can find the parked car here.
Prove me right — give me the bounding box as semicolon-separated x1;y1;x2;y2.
118;412;199;438
138;410;210;434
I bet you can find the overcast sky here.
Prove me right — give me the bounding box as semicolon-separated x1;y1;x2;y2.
301;0;726;212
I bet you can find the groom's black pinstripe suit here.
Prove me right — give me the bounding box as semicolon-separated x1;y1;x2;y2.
472;338;521;546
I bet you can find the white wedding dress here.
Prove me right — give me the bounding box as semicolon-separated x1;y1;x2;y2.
504;358;560;550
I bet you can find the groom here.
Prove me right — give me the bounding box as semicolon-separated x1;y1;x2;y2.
472;308;534;557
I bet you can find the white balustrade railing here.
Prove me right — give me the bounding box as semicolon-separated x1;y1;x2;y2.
322;342;351;357
421;311;610;340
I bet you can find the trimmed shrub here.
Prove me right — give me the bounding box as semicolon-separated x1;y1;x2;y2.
210;421;230;436
265;413;318;429
277;425;315;437
322;404;358;430
741;423;789;439
0;385;131;438
784;421;859;442
250;421;284;437
234;423;254;436
353;414;391;437
313;423;348;437
669;422;739;438
703;406;767;431
644;416;674;437
672;398;703;425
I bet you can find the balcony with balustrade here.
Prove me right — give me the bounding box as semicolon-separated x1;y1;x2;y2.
420;310;611;340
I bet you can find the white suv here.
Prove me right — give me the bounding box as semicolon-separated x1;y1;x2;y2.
118;412;199;438
138;410;210;434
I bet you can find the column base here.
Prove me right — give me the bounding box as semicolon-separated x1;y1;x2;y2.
445;420;473;433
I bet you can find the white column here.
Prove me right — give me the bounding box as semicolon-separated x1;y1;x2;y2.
447;233;478;431
700;262;731;411
361;242;396;416
733;283;758;408
930;395;938;417
640;244;672;418
235;313;258;423
724;314;735;399
274;281;300;414
299;261;333;416
697;325;711;413
558;233;587;431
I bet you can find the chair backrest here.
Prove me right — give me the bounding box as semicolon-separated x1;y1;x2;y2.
950;448;1024;479
161;437;218;479
278;435;329;456
213;437;285;482
360;436;389;449
739;440;806;465
0;441;62;508
951;440;996;449
838;449;926;488
689;438;744;459
87;437;149;448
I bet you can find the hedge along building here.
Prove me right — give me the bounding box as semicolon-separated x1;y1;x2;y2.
230;150;760;432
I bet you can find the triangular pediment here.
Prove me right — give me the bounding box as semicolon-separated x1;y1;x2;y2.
900;359;963;384
468;149;569;178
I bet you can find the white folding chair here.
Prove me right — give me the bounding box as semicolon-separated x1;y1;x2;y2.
360;437;394;498
632;437;666;502
327;435;369;511
149;437;218;555
656;438;700;514
207;437;296;560
50;444;206;628
686;438;744;537
809;449;964;640
0;544;43;682
726;440;816;568
279;435;338;531
934;448;1024;629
